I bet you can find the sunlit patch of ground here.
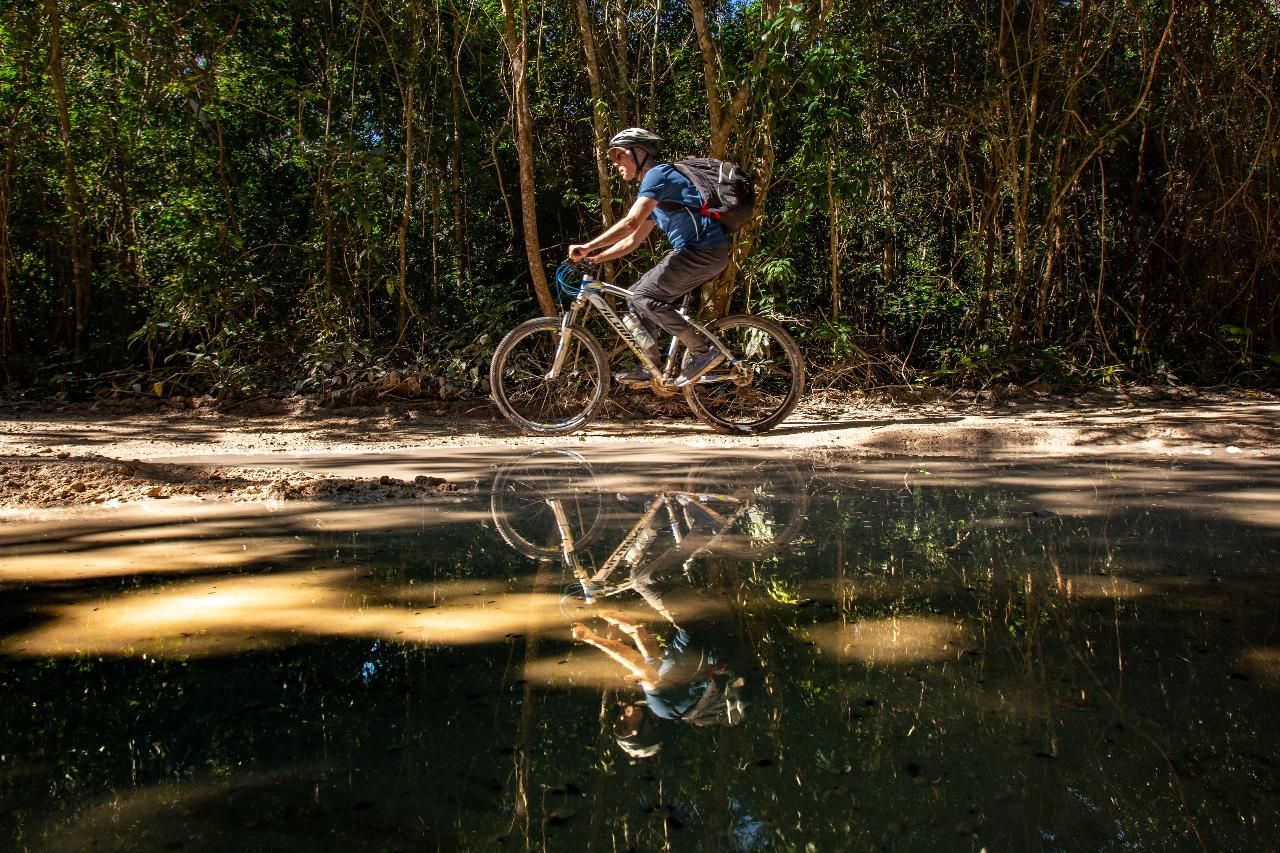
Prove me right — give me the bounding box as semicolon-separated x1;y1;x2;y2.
1242;647;1280;686
523;651;639;690
33;764;332;852
1216;489;1280;530
0;537;308;583
3;572;579;658
1058;575;1150;599
804;616;967;665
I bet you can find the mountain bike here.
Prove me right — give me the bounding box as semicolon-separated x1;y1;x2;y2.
489;261;805;436
489;450;808;602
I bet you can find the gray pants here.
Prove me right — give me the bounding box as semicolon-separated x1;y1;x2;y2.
629;245;730;354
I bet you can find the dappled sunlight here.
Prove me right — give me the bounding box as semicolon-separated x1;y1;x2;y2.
1060;575;1150;599
805;616;967;665
0;495;491;552
36;763;332;853
1216;489;1280;530
523;651;636;690
0;537;308;583
290;502;492;532
0;497;253;545
1242;648;1280;687
5;571;582;658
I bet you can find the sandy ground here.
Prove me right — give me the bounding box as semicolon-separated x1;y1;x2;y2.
1;387;1277;509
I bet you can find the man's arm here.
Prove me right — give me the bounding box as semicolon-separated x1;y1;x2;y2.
568;196;659;261
588;218;655;262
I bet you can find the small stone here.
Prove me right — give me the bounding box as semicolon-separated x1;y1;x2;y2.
70;482;87;492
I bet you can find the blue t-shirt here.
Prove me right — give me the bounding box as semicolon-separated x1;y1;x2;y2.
643;627;711;720
638;164;728;251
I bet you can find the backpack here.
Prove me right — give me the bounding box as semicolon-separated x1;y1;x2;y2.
670;157;757;233
679;670;747;727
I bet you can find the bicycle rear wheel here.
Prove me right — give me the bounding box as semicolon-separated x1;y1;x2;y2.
682;459;808;558
490;317;610;435
684;315;804;435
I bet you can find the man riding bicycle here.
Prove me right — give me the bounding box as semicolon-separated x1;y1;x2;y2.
568;128;729;388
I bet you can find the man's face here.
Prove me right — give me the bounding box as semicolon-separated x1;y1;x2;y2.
608;148;639;181
613;703;646;737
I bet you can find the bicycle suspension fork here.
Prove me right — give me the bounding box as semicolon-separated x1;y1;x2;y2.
546;298;585;380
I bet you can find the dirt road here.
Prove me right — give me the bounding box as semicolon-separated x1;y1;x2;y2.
2;387;1276;509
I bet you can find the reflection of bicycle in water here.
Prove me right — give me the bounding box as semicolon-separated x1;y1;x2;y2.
489;449;809;599
490;450;808;757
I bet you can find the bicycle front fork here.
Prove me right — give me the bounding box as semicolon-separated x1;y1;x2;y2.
545;301;584;380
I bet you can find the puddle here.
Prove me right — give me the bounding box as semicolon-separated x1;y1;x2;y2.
2;451;1279;850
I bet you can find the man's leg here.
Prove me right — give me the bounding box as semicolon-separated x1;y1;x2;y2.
629;246;730;354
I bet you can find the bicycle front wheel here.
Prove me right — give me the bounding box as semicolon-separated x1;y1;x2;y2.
491;449;606;559
490;317;610;435
684;314;805;435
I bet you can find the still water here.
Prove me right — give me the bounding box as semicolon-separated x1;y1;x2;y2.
2;450;1278;851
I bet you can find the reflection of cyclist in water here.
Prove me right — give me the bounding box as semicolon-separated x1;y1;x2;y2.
572;613;744;758
571;496;746;758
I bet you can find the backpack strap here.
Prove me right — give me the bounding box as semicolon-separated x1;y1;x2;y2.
670;161;716;220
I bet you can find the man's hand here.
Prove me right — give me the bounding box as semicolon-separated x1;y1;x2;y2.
568;243;591;261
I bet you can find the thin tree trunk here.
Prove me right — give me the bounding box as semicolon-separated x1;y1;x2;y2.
449;15;472;289
828;148;840;321
0;114;15;363
499;0;556;316
398;79;416;338
44;0;91;354
574;0;615;227
687;0;724;154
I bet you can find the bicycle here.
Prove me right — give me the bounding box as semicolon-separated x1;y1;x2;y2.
489;451;809;603
488;260;805;436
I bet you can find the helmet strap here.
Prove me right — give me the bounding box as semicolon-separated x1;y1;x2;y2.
632;147;651;176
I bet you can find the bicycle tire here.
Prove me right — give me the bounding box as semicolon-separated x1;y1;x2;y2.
491;450;606;560
490;317;610;435
684;314;805;435
682;459;808;558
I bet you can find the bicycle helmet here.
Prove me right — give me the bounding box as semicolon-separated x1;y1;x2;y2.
607;127;664;172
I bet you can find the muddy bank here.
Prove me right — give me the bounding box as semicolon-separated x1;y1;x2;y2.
0;453;456;509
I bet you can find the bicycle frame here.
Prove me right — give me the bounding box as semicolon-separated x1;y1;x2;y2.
548;275;741;389
543;488;753;602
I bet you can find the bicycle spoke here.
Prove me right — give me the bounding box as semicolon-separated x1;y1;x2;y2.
685;316;803;433
492;322;607;433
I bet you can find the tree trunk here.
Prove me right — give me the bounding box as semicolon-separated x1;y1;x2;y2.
687;0;725;155
0;112;15;364
689;0;833;316
44;0;91;353
574;0;615;228
499;0;556;316
397;79;415;338
828;148;840;321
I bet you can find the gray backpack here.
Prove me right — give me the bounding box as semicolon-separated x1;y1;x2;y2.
670;157;758;233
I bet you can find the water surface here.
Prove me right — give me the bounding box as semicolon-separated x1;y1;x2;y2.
2;451;1278;851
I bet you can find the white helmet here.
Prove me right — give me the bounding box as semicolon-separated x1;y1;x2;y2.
607;127;664;154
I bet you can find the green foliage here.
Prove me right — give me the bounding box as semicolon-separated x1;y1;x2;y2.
0;0;1277;395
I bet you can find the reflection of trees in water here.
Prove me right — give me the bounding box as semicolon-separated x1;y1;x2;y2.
3;460;1278;849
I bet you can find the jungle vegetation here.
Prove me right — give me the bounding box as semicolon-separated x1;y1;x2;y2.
0;0;1277;398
